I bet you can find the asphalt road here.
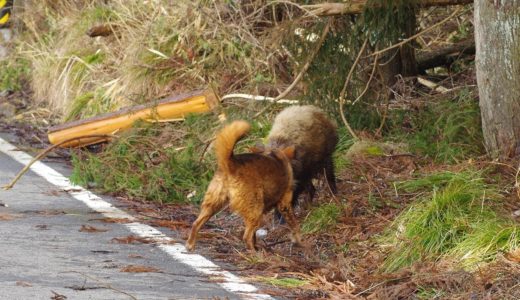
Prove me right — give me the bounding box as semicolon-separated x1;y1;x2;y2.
0;133;272;300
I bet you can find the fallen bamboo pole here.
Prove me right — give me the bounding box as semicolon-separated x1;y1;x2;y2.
47;90;218;148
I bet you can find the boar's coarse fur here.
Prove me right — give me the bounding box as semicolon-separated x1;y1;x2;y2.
266;105;338;209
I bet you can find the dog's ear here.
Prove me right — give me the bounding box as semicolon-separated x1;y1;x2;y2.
281;145;295;160
248;143;265;153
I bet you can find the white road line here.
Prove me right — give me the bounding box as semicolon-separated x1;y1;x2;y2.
0;137;274;300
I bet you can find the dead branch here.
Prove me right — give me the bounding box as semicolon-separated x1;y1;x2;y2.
338;38;368;140
417;77;450;93
352;50;379;106
221;93;298;104
515;164;520;199
369;7;464;58
198;137;215;163
2;134;117;190
272;18;332;100
253;18;332;118
302;0;472;16
417;39;475;71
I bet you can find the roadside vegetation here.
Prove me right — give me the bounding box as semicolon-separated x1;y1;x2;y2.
2;1;520;299
12;0;290;120
384;170;519;272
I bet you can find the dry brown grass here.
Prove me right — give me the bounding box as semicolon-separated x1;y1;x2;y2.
15;0;300;120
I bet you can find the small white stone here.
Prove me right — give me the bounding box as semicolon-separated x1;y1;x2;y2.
255;228;268;240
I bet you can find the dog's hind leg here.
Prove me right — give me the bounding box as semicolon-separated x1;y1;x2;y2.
276;190;302;246
235;191;263;251
186;203;219;251
243;216;262;251
186;176;227;251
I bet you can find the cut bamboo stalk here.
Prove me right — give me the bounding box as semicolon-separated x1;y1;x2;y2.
47;90;218;148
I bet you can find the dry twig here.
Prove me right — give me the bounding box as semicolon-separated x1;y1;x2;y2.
338;38;369;140
2;134;117;190
63;271;137;300
515;164;520;199
301;0;471;16
352;50;379;106
369;7;464;58
253;18;333;118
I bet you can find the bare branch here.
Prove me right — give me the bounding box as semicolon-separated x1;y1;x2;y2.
3;134;117;190
368;7;463;58
338;38;369;140
302;0;472;16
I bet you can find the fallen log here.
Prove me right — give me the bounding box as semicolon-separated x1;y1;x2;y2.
417;39;475;71
47;90;218;148
302;0;472;16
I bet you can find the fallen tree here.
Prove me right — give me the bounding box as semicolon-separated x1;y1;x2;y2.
302;0;472;16
417;39;475;72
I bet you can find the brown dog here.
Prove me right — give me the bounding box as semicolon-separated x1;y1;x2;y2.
186;120;302;251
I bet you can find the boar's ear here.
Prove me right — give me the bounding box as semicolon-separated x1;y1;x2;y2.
281;145;295;160
248;143;265;153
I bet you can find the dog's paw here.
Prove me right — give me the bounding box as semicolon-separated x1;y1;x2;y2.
290;233;303;246
185;242;195;252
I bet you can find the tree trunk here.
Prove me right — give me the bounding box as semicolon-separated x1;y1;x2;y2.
378;8;418;88
475;0;520;158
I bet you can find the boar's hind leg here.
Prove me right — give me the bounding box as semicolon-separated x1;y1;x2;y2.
324;156;337;194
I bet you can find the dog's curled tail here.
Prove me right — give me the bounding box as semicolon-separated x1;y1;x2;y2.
215;120;251;173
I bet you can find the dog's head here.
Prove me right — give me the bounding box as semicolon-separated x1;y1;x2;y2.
249;143;295;161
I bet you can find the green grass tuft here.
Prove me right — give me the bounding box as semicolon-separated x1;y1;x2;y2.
302;203;343;234
448;220;520;266
415;287;445;300
0;57;29;92
70;114;217;204
364;145;384;156
393;90;484;163
333;126;355;171
395;171;481;193
257;276;309;288
383;169;520;272
66;88;114;121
